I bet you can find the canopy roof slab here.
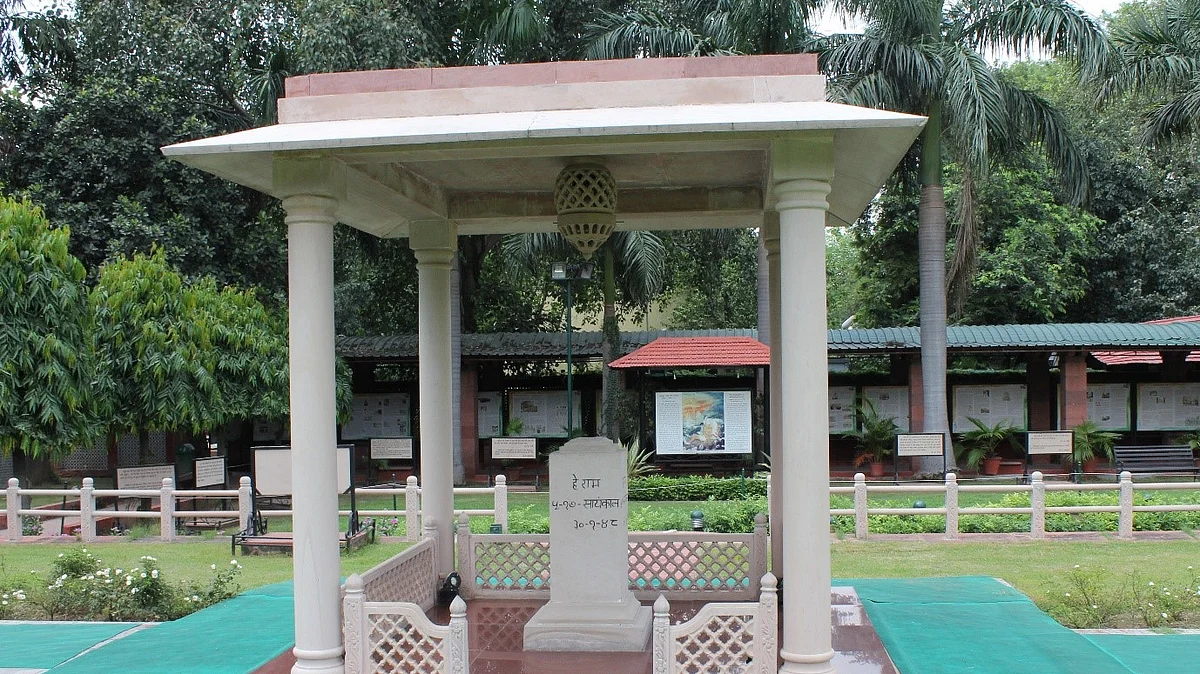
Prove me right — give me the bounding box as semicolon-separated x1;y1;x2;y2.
163;54;924;674
163;55;924;234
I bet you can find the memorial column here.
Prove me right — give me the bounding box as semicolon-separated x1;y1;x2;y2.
772;136;836;674
762;213;784;578
277;156;344;674
411;220;457;574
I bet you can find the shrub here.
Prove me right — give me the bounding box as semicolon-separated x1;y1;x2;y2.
628;475;766;501
5;548;242;622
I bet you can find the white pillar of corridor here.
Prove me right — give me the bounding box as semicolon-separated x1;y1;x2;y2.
410;220;458;574
277;158;346;674
772;136;836;674
763;214;784;577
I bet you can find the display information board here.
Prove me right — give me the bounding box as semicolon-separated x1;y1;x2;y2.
863;386;911;433
829;386;857;433
491;437;537;460
1136;382;1200;431
1027;431;1073;455
340;393;411;440
1087;383;1132;431
194;457;226;488
477;392;503;439
117;464;176;490
896;433;945;457
952;384;1027;432
508;390;582;438
370;437;413;460
654;390;753;455
253;445;351;496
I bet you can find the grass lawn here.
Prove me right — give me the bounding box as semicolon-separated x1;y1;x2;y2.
831;537;1200;608
0;540;411;591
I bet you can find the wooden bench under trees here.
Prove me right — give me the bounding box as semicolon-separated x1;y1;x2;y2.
1113;445;1199;477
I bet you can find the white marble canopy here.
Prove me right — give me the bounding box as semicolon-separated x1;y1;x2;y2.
163;54;924;674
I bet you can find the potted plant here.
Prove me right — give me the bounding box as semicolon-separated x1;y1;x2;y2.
956;417;1019;475
1072;421;1119;474
844;401;899;478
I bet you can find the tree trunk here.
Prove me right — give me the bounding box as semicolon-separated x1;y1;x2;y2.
138;428;151;464
601;247;620;441
917;101;954;472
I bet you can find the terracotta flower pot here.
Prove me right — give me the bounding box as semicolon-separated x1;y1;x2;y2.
868;461;885;478
981;456;1002;475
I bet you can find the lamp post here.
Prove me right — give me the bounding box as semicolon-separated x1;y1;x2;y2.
551;261;594;437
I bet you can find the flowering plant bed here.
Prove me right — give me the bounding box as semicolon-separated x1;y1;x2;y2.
0;548;242;621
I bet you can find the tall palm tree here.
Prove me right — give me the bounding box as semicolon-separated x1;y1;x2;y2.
822;0;1108;469
586;0;820;58
502;231;666;441
1;0;73;81
1101;0;1200;144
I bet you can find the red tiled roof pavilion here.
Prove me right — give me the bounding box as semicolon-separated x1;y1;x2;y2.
609;336;770;369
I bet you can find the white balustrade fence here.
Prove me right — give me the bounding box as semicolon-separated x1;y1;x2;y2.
456;512;769;601
839;471;1200;540
3;475;507;543
652;572;778;674
343;521;470;674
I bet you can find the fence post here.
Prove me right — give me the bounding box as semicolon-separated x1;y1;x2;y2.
160;478;176;541
494;474;508;533
751;513;768;594
1118;471;1134;539
1030;471;1045;540
456;512;473;599
652;594;671;674
342;573;365;674
447;596;469;673
237;476;252;532
756;572;778;674
80;477;96;542
944;472;959;540
406;476;420;541
854;472;868;539
6;478;19;541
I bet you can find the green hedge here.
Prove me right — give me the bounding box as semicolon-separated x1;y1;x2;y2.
628;475;768;501
829;491;1200;535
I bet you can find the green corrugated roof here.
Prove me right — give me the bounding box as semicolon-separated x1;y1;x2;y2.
827;322;1200;353
337;329;758;360
337;322;1200;360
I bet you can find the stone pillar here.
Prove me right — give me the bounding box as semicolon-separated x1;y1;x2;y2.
1026;353;1052;431
411;220;457;575
763;213;784;578
772;137;835;674
278;157;344;674
461;364;480;482
1060;352;1088;430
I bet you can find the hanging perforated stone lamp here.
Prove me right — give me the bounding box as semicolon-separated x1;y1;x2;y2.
554;163;617;259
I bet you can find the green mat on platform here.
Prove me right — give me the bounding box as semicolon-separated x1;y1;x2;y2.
842;576;1140;674
1084;633;1200;674
0;622;138;668
48;581;295;674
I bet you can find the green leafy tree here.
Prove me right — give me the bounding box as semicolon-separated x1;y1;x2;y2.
1102;0;1200;144
0;197;104;458
822;0;1109;468
1005;59;1200;322
90;249;219;460
660;229;759;330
